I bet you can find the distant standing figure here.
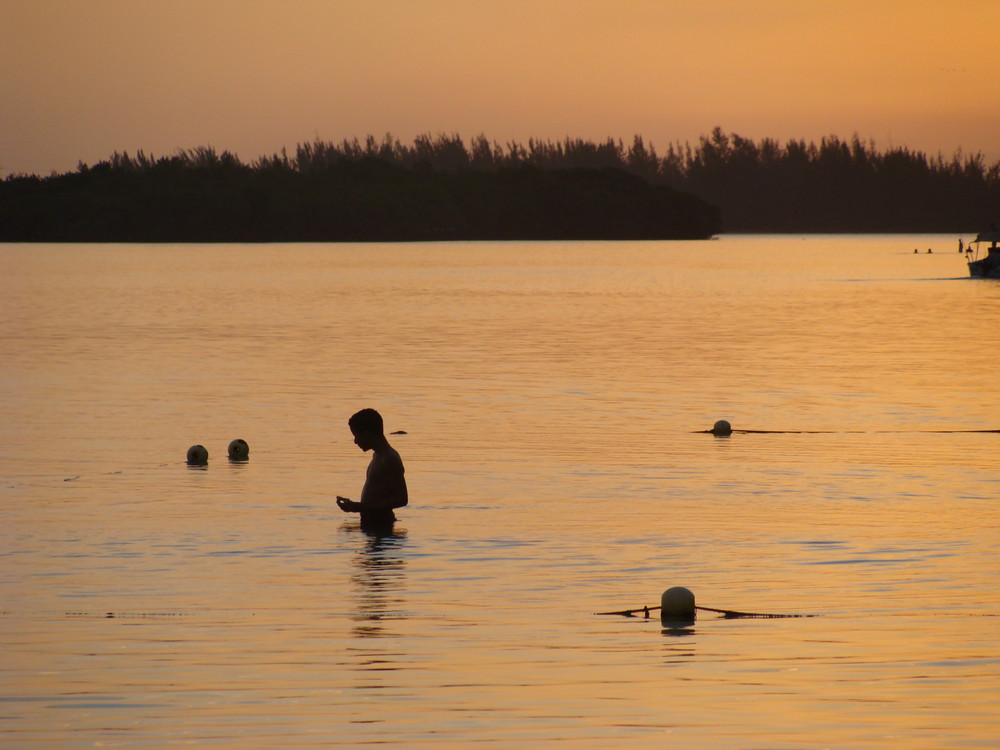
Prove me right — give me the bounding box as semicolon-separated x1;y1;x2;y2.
337;408;408;530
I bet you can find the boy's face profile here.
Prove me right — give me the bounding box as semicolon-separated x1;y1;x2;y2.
351;426;376;452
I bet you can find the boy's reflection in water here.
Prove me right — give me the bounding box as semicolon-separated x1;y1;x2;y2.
345;524;408;639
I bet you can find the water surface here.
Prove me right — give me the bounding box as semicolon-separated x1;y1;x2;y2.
2;236;998;748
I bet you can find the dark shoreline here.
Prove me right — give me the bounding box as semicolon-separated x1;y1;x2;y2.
0;163;719;243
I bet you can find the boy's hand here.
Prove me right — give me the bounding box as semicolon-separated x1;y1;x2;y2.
336;496;359;513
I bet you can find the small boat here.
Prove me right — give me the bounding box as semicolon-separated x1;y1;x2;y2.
966;228;1000;278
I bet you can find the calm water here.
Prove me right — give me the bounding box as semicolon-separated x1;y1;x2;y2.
2;236;998;749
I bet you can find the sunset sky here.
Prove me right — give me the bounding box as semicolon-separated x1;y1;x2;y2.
2;0;998;177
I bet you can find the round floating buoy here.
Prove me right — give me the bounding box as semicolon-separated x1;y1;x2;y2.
186;444;208;465
712;419;732;436
227;438;249;461
661;586;696;623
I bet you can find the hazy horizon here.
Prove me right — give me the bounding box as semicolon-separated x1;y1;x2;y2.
3;0;999;178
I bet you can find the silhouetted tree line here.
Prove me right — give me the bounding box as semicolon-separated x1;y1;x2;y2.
661;128;999;232
0;139;717;242
2;128;997;241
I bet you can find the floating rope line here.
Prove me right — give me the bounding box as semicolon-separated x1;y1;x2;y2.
595;604;813;620
699;418;999;436
67;611;190;619
696;428;999;435
1;610;192;620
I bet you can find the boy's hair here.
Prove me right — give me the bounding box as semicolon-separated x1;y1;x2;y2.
349;408;383;435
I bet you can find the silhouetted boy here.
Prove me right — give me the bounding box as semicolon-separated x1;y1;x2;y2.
336;408;408;531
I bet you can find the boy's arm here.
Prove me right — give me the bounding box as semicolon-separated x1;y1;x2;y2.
384;458;408;509
336;496;359;512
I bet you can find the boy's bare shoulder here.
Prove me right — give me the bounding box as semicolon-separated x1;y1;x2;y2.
374;445;404;470
384;446;405;471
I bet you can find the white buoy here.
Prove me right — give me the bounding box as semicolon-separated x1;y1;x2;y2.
227;438;249;461
186;444;208;465
712;419;732;436
661;586;696;623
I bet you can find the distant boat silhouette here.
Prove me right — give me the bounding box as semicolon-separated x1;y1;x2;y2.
966;228;1000;278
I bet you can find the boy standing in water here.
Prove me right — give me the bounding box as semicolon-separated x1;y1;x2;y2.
336;408;408;530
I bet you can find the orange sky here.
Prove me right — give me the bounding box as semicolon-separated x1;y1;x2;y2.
2;0;998;176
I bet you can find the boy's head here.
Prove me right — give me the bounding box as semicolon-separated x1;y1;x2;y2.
348;408;383;451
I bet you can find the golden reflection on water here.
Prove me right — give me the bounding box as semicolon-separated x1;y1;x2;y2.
1;237;998;748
